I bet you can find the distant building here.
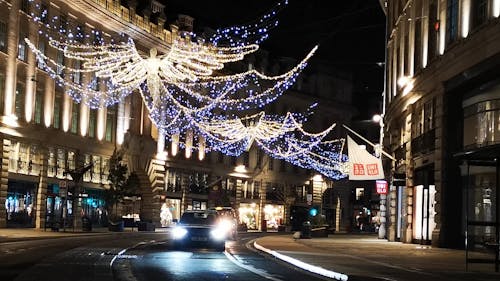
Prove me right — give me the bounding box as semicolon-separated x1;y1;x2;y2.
381;0;500;252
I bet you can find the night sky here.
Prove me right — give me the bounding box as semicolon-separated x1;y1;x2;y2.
162;0;386;120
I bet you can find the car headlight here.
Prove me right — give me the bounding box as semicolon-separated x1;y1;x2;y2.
218;219;233;233
210;225;227;240
172;227;188;239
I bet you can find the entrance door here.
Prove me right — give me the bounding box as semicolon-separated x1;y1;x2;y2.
414;184;436;243
463;161;499;272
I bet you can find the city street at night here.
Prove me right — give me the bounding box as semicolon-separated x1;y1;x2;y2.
1;229;499;281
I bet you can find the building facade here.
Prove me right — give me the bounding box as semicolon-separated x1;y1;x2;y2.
0;0;354;232
382;0;500;255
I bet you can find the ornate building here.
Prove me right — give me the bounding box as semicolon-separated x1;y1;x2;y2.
0;0;354;231
381;0;500;255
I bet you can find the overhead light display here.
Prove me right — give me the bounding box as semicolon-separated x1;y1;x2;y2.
24;0;349;179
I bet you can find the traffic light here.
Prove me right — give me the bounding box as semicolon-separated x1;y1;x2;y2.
308;207;318;217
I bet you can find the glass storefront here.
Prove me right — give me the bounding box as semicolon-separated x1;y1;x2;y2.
264;204;284;230
81;188;106;226
6;181;37;228
239;203;259;230
160;198;181;227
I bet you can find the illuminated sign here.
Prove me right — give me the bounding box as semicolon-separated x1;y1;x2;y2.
376;180;388;195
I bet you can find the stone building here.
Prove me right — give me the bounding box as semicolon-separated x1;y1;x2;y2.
381;0;500;254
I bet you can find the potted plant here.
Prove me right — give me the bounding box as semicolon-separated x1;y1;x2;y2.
105;148;139;231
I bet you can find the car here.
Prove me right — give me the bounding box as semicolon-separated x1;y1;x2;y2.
209;207;238;241
171;210;227;251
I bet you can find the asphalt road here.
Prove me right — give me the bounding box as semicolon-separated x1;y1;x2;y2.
0;232;329;281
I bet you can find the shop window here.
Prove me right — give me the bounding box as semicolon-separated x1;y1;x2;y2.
47;147;56;177
83;154;92;182
191;200;206;210
56;148;65;178
463;98;500;149
356;187;365;201
92;155;101;183
6;181;36;227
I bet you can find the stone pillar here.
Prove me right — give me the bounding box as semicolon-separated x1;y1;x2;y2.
181;172;189;212
3;0;20;117
43;75;55;128
35;147;48;229
388;185;397;241
25;19;38;123
0;138;11;227
259;181;266;231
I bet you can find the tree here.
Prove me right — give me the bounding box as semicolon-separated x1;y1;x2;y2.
105;148;140;222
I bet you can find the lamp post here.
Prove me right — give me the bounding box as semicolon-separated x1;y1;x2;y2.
372;113;387;239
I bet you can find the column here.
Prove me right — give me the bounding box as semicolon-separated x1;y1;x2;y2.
3;0;20;117
43;75;55;128
25;19;38;123
0;138;11;227
35;147;48;229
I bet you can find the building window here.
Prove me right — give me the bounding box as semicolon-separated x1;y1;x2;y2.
0;21;6;52
20;0;29;13
463;98;500;149
15;83;24;120
40;3;49;24
71;103;79;134
56;51;64;77
446;0;459;46
105;108;115;142
73;60;81;84
268;156;274;171
471;0;488;30
18;34;27;61
88;109;96;138
53;94;62;129
243;152;249;167
428;0;438;61
34;90;43;124
37;40;46;69
256;149;263;167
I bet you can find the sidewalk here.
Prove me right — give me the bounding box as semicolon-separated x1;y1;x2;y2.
254;233;500;281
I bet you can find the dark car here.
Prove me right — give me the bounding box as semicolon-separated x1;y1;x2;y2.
171;210;227;251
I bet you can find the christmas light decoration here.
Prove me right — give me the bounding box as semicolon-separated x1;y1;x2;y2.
23;0;349;179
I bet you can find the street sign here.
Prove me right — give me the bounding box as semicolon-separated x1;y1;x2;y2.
376;180;388;195
306;194;312;205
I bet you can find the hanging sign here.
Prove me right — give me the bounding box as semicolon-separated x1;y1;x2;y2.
376;180;388;195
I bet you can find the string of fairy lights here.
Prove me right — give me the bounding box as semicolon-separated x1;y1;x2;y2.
24;0;349;179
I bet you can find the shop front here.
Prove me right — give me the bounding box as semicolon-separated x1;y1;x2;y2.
160;198;181;227
263;204;284;231
413;166;436;244
81;188;106;226
6;180;37;228
239;202;259;230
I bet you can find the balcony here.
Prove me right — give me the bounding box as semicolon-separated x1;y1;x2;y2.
411;129;435;156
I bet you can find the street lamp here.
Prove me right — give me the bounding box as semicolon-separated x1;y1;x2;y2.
373;113;387;239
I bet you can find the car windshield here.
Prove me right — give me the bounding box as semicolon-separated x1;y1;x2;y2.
180;212;216;225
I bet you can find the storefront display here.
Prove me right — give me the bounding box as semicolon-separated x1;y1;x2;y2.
6;181;37;227
239;203;259;230
264;204;284;230
160;198;181;227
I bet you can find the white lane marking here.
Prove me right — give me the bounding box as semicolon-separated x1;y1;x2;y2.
224;251;283;281
253;241;349;281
